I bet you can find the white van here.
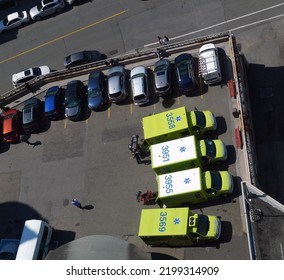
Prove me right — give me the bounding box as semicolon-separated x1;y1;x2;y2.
16;220;53;260
199;43;222;85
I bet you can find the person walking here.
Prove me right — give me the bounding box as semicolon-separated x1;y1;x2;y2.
72;198;82;209
157;36;163;45
163;36;169;45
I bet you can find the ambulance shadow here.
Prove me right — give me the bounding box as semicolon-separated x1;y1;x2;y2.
211;116;227;137
151;252;178;260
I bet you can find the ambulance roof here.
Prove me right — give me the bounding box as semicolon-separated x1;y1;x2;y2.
138;208;190;236
158;167;202;197
151;135;197;168
142;107;189;140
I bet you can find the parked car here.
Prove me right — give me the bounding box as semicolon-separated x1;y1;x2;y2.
64;50;102;68
87;71;107;110
65;80;85;120
174;53;198;92
0;11;29;33
2;109;22;143
130;66;149;106
107;65;127;103
154;59;172;97
29;0;65;21
12;66;51;88
44;86;65;120
22;98;42;133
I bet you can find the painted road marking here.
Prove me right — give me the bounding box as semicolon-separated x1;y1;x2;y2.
0;10;128;65
144;3;284;47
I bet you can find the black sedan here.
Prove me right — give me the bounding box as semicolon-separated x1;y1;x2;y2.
64;50;102;68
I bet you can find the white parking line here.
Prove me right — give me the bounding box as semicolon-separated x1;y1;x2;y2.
144;2;284;47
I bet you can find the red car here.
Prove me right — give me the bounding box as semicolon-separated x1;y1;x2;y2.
2;109;22;143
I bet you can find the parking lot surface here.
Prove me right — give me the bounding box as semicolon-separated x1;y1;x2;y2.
0;37;251;259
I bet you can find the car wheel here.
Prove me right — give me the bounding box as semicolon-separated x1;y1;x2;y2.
56;8;63;13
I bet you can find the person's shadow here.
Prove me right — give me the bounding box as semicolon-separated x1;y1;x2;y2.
82;205;94;210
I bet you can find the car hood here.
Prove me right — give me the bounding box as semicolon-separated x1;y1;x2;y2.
88;96;102;109
65;105;79;118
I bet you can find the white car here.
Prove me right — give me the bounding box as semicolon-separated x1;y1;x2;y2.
130;66;149;106
0;11;29;33
29;0;65;21
12;66;51;88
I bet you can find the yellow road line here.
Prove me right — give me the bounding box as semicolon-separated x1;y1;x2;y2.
64;119;67;129
130;102;133;115
0;10;128;65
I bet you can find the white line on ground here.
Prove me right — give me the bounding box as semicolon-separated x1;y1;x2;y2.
144;2;284;47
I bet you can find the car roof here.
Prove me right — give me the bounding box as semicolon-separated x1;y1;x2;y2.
7;12;21;21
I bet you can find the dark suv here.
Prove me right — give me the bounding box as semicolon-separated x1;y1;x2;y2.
22;98;42;133
174;53;198;93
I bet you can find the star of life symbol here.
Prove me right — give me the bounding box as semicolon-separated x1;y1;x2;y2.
184;177;191;184
175;115;182;122
180;146;186;152
174;218;181;225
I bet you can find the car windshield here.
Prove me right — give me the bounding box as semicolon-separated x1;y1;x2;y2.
109;72;122;79
37;2;44;10
2;17;9;26
194;111;206;128
178;61;190;76
134;94;146;101
155;64;167;72
196;215;209;236
205;140;216;158
46;88;57;96
88;88;101;98
65;91;78;108
4;113;16;120
132;73;144;79
210;171;222;191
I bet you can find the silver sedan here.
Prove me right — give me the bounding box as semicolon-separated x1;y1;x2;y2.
29;0;65;21
0;11;29;33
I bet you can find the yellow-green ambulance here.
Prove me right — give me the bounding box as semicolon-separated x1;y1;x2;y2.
151;135;227;175
142;106;217;146
138;208;221;247
156;167;234;207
